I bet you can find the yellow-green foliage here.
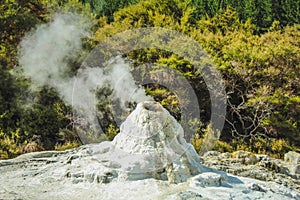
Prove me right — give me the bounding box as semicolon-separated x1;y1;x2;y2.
93;0;195;42
192;130;294;158
231;137;294;159
200;124;220;154
98;124;120;142
55;140;81;151
191;133;203;153
106;124;119;141
191;129;233;154
191;123;222;154
0;129;22;159
269;138;294;158
213;140;234;153
94;4;299;154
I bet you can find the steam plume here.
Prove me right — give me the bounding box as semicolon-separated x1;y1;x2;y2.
19;13;151;133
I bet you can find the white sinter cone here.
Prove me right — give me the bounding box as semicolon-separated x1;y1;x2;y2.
108;101;208;182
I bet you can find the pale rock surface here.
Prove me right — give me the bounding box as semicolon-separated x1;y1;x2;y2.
0;101;299;199
189;172;227;187
110;101;207;182
284;151;300;175
201;150;300;191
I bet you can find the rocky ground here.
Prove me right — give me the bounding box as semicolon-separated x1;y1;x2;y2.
0;146;299;200
201;150;300;191
0;101;299;200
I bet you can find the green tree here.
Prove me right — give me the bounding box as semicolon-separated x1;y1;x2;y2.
92;1;300;157
244;0;273;32
80;0;139;21
19;87;72;149
0;0;92;158
270;0;300;27
188;0;299;33
0;65;22;132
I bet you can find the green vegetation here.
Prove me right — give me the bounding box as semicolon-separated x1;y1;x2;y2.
189;0;300;33
0;0;91;158
80;0;139;21
0;0;299;159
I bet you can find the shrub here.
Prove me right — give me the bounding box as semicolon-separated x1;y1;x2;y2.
213;140;234;153
55;141;82;151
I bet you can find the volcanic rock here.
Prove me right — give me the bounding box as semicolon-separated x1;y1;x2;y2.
201;150;300;191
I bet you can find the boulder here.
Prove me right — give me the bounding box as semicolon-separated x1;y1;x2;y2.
201;150;300;191
189;172;227;187
284;151;300;164
284;151;300;175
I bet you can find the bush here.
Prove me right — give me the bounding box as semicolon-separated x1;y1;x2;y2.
98;124;119;142
213;140;234;153
55;140;81;151
191;133;203;153
0;130;22;159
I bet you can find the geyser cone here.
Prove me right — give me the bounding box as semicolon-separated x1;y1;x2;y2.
107;101;208;182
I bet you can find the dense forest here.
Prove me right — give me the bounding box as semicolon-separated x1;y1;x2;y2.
0;0;299;159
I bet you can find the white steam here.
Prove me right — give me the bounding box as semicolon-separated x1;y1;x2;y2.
72;57;152;124
19;13;151;136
